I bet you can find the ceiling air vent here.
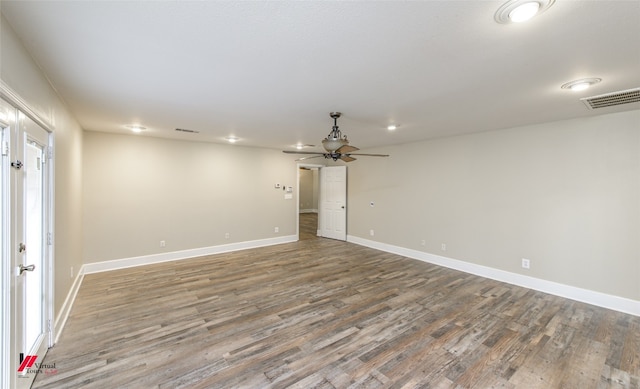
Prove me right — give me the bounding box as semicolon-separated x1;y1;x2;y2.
175;128;200;134
580;88;640;110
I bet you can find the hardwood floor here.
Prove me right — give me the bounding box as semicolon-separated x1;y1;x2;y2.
299;212;318;241
34;232;639;388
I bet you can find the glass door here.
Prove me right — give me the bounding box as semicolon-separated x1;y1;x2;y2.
12;111;52;389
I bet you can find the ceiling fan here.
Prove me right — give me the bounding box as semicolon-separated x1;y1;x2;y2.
283;112;389;162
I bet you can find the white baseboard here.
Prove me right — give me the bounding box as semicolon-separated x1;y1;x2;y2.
347;235;640;317
299;209;318;214
83;235;298;274
54;267;85;344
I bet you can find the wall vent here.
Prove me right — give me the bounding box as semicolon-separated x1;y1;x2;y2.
175;128;200;134
580;87;640;110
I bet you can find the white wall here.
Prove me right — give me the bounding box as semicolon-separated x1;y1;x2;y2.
348;110;640;302
1;14;84;315
82;131;297;263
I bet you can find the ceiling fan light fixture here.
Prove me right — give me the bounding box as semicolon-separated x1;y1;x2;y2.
494;0;554;24
282;111;389;162
322;137;347;153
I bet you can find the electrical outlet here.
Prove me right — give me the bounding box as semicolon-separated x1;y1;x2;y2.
274;227;279;233
421;239;426;246
225;232;230;239
369;229;375;237
441;243;447;251
522;258;530;269
160;240;166;247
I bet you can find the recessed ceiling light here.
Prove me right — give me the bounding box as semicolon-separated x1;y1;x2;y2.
294;143;314;150
494;0;555;24
509;2;539;22
125;124;146;133
561;78;602;92
225;136;239;143
387;125;397;131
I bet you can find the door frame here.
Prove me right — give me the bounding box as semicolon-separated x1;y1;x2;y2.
1;84;55;389
296;163;348;241
1;98;16;389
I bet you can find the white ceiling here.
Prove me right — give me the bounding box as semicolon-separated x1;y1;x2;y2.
2;1;639;152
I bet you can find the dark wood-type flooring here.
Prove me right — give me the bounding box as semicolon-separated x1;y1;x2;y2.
34;214;639;388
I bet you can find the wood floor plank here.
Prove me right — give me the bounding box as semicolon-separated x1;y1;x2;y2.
32;214;640;388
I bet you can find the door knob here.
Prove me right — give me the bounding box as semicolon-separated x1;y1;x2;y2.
19;264;35;275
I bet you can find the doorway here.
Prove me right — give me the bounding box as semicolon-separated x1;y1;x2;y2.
298;165;320;240
296;164;347;242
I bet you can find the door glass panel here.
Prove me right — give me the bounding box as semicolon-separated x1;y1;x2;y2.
24;139;44;351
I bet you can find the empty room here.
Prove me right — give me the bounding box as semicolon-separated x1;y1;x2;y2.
1;1;639;388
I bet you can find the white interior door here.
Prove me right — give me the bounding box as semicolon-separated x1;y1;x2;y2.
10;111;52;388
320;166;347;241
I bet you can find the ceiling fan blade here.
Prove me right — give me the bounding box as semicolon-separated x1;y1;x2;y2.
348;153;389;157
340;155;357;162
336;145;359;153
